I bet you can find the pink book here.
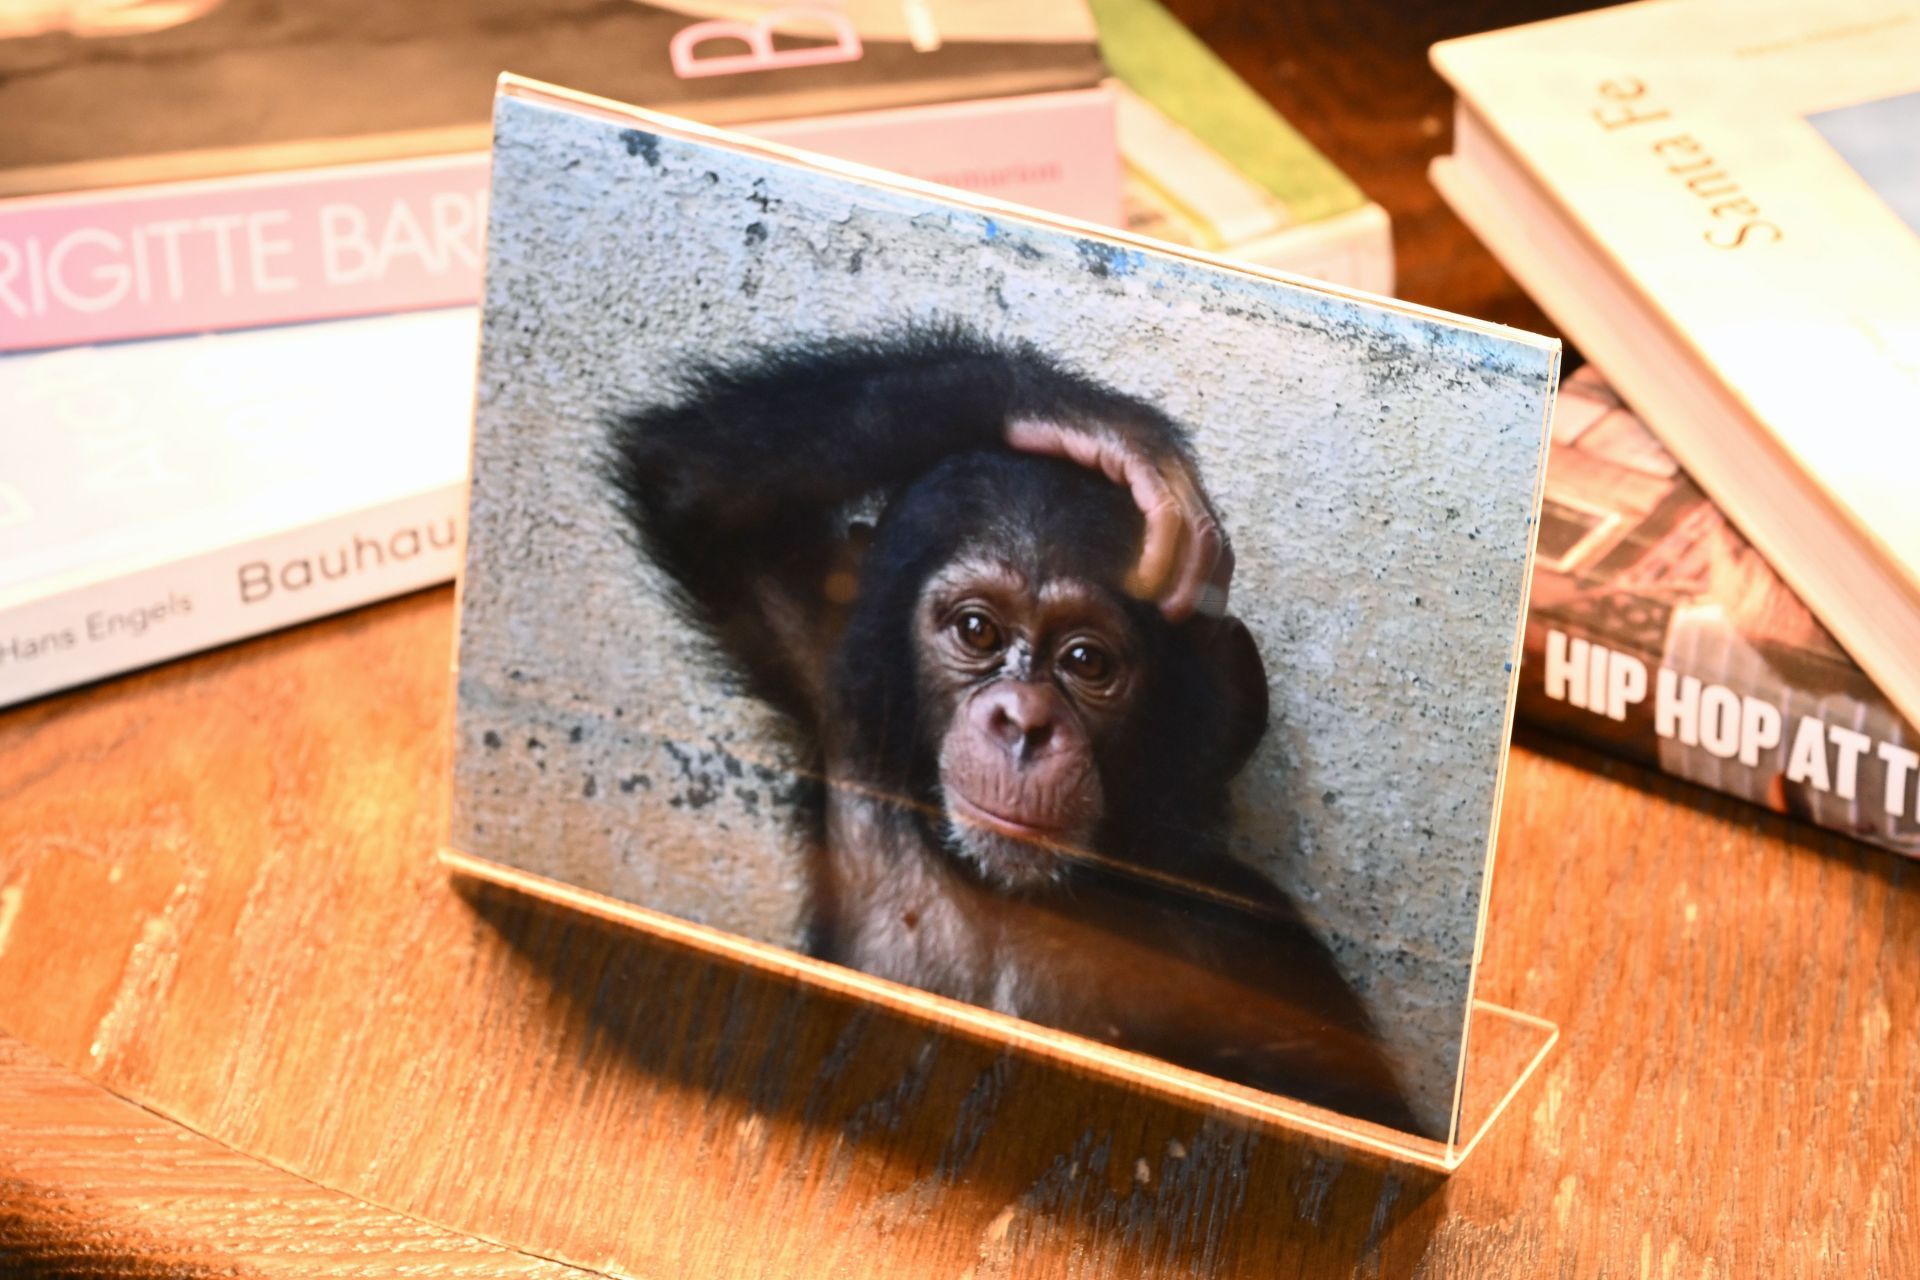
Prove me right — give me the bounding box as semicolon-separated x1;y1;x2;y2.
0;86;1117;353
0;155;490;353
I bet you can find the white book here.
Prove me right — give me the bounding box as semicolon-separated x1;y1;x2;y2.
0;308;473;707
1430;0;1920;729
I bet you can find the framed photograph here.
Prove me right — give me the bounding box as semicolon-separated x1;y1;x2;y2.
448;77;1558;1156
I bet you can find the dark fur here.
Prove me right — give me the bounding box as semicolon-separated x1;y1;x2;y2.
606;329;1415;1129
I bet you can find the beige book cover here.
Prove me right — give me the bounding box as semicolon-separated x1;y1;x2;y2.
1432;0;1920;727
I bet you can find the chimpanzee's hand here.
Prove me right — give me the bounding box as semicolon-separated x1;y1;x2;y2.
1005;418;1231;622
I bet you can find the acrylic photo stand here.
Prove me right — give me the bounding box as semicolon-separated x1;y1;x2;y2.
444;846;1556;1173
444;75;1563;1173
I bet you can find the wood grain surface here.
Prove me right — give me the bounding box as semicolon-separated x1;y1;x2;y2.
0;1031;591;1278
5;584;1918;1276
3;2;1916;1276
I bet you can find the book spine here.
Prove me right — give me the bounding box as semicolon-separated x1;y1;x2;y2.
0;484;464;709
0;154;492;354
746;85;1122;226
1122;174;1394;295
1;87;1120;354
1518;609;1920;858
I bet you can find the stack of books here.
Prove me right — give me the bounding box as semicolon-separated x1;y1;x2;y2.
1430;0;1920;852
1;0;1395;709
0;0;1124;706
1091;0;1392;295
0;0;1121;219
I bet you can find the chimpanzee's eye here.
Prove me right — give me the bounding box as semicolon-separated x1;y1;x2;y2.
953;609;1003;653
1059;640;1113;685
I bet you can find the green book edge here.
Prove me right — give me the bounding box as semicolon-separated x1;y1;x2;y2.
1089;0;1367;224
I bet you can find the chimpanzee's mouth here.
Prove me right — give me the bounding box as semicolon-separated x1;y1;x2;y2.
942;795;1074;891
946;792;1071;843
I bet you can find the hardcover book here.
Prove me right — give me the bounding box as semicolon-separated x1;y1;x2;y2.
1522;366;1920;857
1430;0;1920;731
0;0;1120;350
2;0;1104;183
0;308;471;708
1090;0;1393;294
447;75;1559;1163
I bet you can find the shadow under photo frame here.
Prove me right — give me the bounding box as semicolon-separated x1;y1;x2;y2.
446;75;1560;1164
443;867;1465;1274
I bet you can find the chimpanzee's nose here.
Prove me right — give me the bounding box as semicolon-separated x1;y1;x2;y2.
977;682;1057;761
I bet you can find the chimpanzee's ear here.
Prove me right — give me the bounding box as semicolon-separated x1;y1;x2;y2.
1198;615;1269;777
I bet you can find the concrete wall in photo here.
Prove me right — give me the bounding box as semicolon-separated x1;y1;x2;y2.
453;91;1557;1140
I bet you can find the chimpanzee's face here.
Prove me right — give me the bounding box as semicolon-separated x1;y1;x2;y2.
914;549;1146;890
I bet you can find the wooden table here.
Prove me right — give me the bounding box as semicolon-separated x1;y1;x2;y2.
5;3;1917;1275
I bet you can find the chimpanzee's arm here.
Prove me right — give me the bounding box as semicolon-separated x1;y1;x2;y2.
608;333;1070;721
605;330;1202;723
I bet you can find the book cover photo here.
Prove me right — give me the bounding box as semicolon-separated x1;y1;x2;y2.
1520;366;1920;858
449;77;1557;1147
